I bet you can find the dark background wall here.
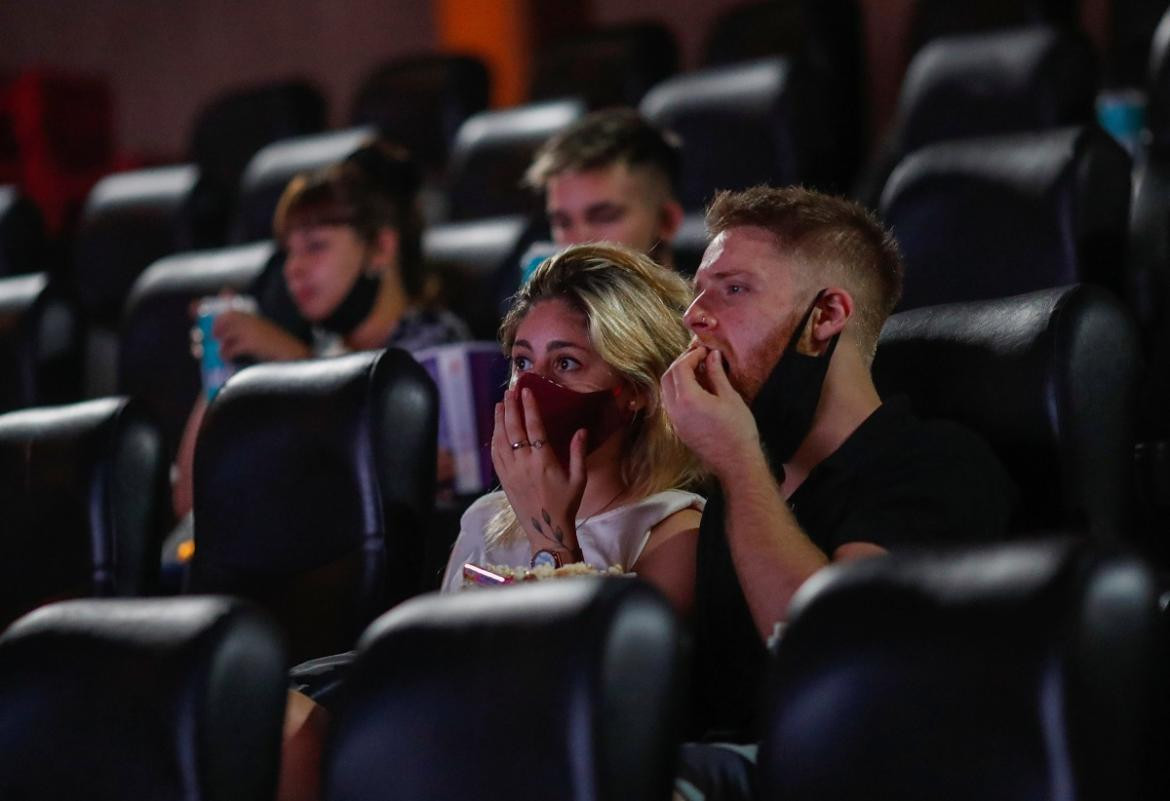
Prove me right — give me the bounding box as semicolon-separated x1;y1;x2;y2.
0;0;1110;160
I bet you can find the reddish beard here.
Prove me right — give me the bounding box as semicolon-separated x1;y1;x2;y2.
730;312;801;403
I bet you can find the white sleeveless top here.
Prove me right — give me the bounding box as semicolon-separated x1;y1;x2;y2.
440;489;706;593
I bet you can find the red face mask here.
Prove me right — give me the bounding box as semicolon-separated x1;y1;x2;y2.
513;371;630;468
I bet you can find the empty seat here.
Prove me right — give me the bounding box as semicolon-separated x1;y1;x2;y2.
873;284;1142;541
906;0;1078;60
231;126;376;244
119;241;275;461
446;98;584;221
759;538;1165;801
190;348;439;664
855;25;1098;207
0;272;80;413
188;79;327;244
0;596;286;800
880;126;1131;311
703;0;866;189
350;54;490;178
0;185;46;277
0;397;166;628
72;164;202;397
641;58;834;210
529;22;679;109
422;214;536;339
325;577;683;801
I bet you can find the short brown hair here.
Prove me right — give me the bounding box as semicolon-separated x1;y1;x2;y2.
273;140;425;296
524;108;680;196
706;186;903;360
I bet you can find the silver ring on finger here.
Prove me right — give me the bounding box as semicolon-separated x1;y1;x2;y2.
511;440;530;450
530;439;545;449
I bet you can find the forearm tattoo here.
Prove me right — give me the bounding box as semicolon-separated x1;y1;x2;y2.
542;509;565;544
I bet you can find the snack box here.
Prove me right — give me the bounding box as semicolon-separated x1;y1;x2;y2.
412;341;509;495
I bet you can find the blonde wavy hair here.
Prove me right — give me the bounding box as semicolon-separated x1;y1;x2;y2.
485;243;704;546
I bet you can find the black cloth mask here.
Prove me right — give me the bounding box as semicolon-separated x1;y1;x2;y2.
319;267;381;335
750;289;839;478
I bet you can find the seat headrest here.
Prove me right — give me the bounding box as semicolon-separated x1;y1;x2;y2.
761;538;1163;801
1147;8;1170;153
641;57;819;209
897;25;1096;156
119;241;275;454
326;578;682;801
190;79;327;190
232;126;376;244
447;99;585;221
73;165;201;324
191;348;438;660
881;126;1131;311
530;22;679;109
874;284;1141;537
350;55;490;174
0;596;286;801
0;397;166;626
0;185;46;279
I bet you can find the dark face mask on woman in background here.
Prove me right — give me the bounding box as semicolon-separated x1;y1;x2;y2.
319;265;381;335
750;289;838;479
513;371;631;469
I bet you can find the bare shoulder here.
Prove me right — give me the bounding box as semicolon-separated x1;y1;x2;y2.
650;506;702;538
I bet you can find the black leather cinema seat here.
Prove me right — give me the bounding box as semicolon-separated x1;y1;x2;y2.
855;25;1097;207
422;213;535;340
874;285;1142;541
881;126;1131;312
0;184;46;277
189;79;327;245
0;596;286;801
640;58;833;210
190;348;439;664
325;578;684;801
119;241;275;461
529;22;679;109
0;272;80;413
446;98;584;221
0;397;166;629
905;0;1078;59
702;0;866;190
759;538;1166;801
72;164;202;397
350;54;490;178
231;126;376;244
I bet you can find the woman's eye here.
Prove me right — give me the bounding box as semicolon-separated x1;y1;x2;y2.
511;356;531;371
555;357;580;371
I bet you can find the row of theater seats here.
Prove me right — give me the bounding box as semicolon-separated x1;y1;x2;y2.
0;20;1145;398
2;537;1165;800
0;281;1143;662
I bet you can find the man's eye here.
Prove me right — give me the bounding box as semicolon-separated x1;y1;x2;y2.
589;207;624;224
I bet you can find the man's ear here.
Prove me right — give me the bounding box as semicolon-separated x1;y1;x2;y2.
658;199;685;243
808;287;853;352
370;226;400;274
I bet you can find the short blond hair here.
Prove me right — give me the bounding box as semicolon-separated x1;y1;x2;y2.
706;186;903;362
487;243;703;546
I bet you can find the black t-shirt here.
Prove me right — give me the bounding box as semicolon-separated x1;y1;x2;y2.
690;397;1017;741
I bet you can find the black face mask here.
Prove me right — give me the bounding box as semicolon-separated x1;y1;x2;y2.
750;289;838;478
319;268;381;335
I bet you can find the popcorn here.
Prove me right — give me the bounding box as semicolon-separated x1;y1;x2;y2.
462;562;626;588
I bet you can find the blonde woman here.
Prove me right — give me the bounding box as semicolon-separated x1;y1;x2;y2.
441;243;705;614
